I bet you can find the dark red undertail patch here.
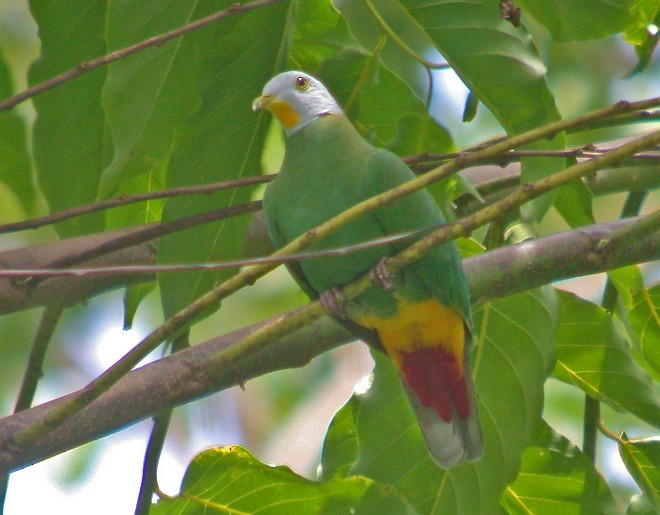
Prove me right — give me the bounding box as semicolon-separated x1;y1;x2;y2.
400;347;470;422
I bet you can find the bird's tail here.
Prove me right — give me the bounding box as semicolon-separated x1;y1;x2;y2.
400;349;483;468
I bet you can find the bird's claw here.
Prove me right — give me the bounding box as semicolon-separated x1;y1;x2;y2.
320;287;348;319
370;257;397;291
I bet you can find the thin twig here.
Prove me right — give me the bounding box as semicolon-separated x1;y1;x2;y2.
0;175;273;235
25;201;261;286
0;0;285;112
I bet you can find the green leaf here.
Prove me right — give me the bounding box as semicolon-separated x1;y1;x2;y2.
387;113;452;157
501;420;618;514
516;0;644;41
553;290;660;428
323;288;559;513
0;49;36;214
152;445;417;514
318;50;454;155
99;0;201;198
158;0;291;319
554;178;595;228
462;90;479;123
624;6;659;76
619;433;660;509
320;388;360;480
28;0;109;237
123;282;156;330
334;0;565;221
609;267;660;380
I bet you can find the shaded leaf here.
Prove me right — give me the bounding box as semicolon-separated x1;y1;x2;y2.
554;178;595;228
123;282;156;330
501;420;618;514
158;0;291;319
619;433;660;509
462;90;479;123
553;290;660;428
152;445;417;514
28;0;109;237
0;49;36;214
323;288;558;513
517;0;644;41
99;0;201;197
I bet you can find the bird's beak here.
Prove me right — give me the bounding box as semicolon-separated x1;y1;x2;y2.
252;94;273;112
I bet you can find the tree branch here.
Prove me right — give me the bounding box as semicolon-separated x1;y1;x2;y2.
0;216;657;473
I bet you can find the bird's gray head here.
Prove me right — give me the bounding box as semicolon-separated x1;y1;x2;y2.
252;71;343;135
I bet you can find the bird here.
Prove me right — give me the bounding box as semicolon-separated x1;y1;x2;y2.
252;71;482;467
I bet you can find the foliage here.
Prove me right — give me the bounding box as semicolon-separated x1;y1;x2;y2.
0;0;657;513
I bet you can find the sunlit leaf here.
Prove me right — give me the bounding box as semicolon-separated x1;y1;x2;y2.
609;266;660;380
320;392;359;480
501;420;618;514
553;290;660;428
152;446;417;514
619;433;660;509
323;288;559;513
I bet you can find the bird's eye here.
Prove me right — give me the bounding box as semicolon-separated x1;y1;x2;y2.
295;76;310;90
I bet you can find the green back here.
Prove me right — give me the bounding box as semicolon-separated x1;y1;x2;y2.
262;115;471;325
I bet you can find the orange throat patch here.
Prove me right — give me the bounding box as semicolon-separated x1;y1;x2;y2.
267;99;299;129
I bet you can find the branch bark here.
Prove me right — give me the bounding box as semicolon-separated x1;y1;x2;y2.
0;216;657;473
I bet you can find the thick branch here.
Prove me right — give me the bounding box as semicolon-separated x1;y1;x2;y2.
0;227;155;316
0;216;657;473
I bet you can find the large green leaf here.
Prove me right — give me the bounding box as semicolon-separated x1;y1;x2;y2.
318;50;453;154
553;290;660;428
321;288;559;513
609;266;660;380
517;0;650;42
158;0;291;318
151;446;417;514
501;420;618;514
334;0;565;221
28;0;110;237
0;49;36;214
619;433;660;509
99;0;201;198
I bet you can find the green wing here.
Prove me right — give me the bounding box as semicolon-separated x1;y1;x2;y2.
362;149;472;326
264;209;384;350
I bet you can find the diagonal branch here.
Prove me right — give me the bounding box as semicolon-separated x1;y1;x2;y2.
10;102;660;448
0;215;657;473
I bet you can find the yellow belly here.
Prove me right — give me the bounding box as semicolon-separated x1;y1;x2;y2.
358;298;465;370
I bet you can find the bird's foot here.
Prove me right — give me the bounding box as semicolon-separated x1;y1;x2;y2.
370;257;397;291
319;287;348;319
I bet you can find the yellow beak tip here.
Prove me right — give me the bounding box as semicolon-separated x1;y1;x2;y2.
252;95;268;112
